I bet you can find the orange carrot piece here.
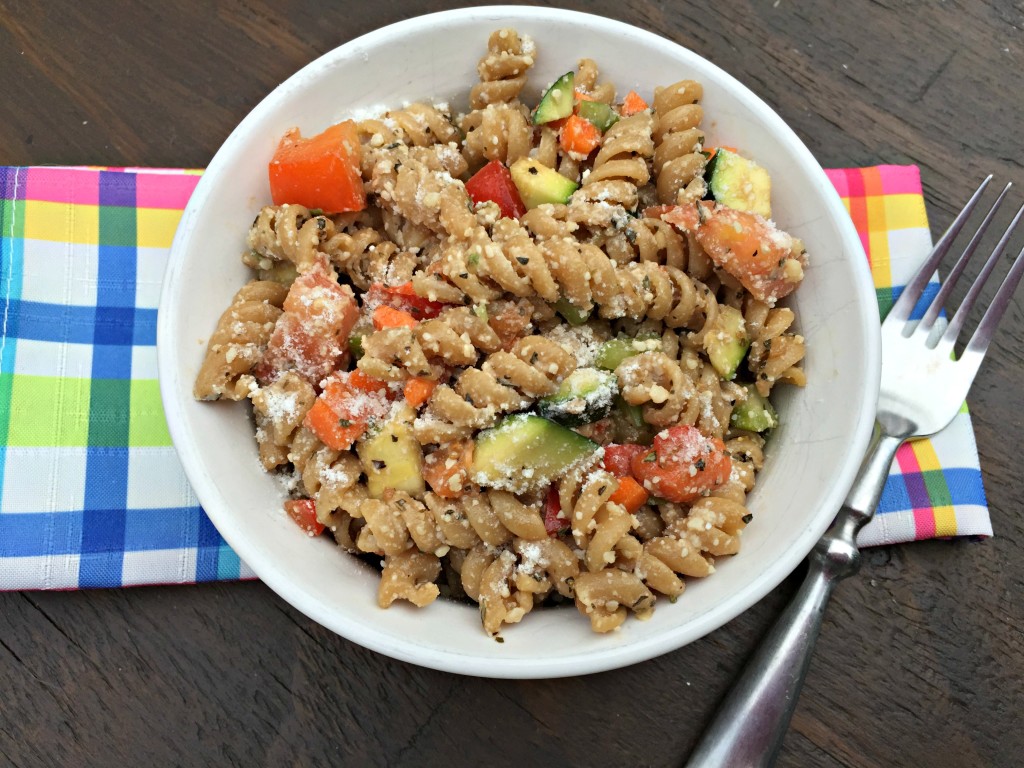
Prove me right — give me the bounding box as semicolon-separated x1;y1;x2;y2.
559;114;602;156
620;90;649;116
608;476;650;514
372;305;418;330
574;88;599;103
269;120;365;213
302;398;366;451
703;145;738;162
347;369;390;395
404;377;438;408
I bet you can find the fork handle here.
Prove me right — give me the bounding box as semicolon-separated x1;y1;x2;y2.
685;428;905;768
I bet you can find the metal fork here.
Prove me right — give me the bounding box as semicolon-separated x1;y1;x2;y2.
686;176;1024;768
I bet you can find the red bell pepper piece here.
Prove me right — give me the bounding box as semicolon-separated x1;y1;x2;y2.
284;499;324;536
464;160;527;220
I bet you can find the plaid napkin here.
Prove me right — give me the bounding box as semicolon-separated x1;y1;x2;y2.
0;164;990;590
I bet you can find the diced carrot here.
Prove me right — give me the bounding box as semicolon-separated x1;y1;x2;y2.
269;121;365;213
284;499;325;536
620;90;649;116
423;441;474;499
404;377;438;408
302;397;367;451
559;114;602;156
365;283;448;321
372;305;418;330
348;369;390;395
574;88;599;103
608;476;650;514
306;371;392;450
703;145;738;162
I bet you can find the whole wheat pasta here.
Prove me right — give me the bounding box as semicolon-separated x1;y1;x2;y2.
194;28;811;636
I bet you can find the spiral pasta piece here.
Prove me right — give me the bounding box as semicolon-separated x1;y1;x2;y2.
573;111;654;215
368;144;476;238
745;301;807;396
357;306;503;381
314;452;368;548
652;79;707;204
194;281;288;401
413;219;721;333
246;205;333;275
470;28;536;108
574;569;655;632
249;371;316;471
413;335;576;444
575;58;615;103
379;549;442;608
615;350;699;428
461;102;533;168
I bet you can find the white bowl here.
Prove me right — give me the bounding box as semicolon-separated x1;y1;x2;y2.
158;6;880;678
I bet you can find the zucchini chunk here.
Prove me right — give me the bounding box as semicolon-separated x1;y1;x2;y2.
533;72;575;124
703;305;750;380
357;403;425;498
509;158;579;208
471;414;598;492
577;100;619;132
706;148;772;218
594;335;662;371
537;368;618;427
730;384;779;432
553;296;592;326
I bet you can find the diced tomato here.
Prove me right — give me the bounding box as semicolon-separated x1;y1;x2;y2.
660;203;804;303
404;377;438;408
602;443;648;477
304;371;392;450
543;486;568;537
607;476;649;514
630;425;732;504
284;499;324;536
372;305;418;330
620;90;649;116
269;121;365;213
263;265;359;384
365;282;448;321
486;300;533;350
423;441;474;499
465;160;528;220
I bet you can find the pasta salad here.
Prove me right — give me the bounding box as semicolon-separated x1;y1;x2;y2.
194;29;808;635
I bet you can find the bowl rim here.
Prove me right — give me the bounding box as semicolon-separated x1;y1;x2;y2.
157;5;881;678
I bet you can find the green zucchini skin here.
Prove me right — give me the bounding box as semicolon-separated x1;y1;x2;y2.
536;368;618;427
471;414;599;492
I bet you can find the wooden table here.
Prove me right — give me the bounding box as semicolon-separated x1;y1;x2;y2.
2;2;1022;765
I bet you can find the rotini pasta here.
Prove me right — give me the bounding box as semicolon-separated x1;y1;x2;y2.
195;29;810;637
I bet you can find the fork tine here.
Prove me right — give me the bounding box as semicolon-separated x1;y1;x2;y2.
960;242;1024;375
888;175;992;324
917;182;1012;335
940;201;1024;348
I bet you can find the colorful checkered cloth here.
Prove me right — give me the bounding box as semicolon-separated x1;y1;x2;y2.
0;165;989;590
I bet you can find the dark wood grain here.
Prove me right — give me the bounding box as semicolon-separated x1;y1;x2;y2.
2;1;1022;766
